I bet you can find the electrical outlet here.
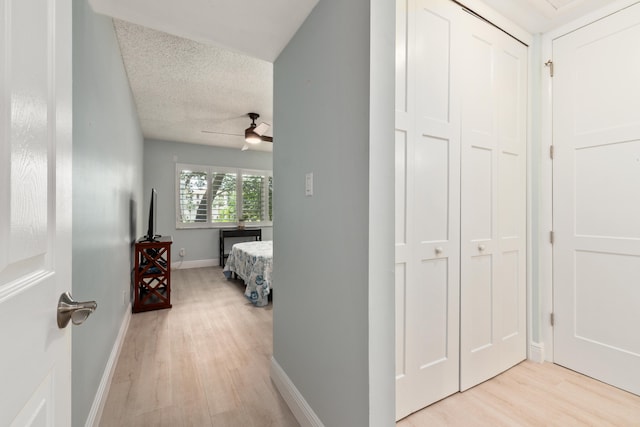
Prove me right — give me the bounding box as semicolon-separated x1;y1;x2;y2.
122;290;128;305
179;248;185;257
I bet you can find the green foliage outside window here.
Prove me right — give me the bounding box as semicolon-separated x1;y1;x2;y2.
179;170;207;223
211;173;237;222
242;174;264;222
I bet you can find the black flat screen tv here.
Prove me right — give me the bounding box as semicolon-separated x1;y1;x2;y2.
144;188;159;241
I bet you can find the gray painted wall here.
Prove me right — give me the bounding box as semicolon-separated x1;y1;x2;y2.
143;139;273;265
72;1;144;426
272;0;394;425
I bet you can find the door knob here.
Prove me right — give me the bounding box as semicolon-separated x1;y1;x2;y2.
57;292;97;328
478;244;486;252
435;247;443;255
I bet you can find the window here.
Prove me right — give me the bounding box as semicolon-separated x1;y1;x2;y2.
177;164;272;228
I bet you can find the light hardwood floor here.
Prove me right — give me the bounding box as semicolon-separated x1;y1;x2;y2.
100;267;298;427
101;266;640;426
398;360;640;426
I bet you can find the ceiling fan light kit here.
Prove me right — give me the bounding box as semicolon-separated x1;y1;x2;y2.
245;128;262;144
245;112;273;144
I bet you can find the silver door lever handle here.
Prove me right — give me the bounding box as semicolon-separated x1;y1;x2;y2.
57;292;97;328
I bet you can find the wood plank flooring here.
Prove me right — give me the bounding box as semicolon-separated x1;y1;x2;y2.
100;267;298;427
398;361;640;426
101;266;640;426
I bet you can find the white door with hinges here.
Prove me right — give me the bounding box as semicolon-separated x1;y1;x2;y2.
553;1;640;396
0;0;74;425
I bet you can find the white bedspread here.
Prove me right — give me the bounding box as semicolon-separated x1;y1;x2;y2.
223;240;272;306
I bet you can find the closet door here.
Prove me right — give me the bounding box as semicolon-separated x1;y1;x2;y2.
395;0;461;419
459;11;527;391
396;0;528;417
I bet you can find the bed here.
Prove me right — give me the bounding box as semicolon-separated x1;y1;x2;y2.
223;240;273;307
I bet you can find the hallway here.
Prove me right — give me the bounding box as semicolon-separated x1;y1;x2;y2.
100;267;298;426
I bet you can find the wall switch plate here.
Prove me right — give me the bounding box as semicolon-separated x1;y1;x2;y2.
305;172;313;196
179;248;185;257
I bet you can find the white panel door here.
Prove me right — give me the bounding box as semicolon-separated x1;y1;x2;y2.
459;10;527;391
0;0;73;425
553;2;640;395
395;0;461;419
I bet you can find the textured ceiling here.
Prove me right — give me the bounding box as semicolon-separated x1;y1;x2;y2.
100;0;613;152
94;0;318;152
114;20;274;151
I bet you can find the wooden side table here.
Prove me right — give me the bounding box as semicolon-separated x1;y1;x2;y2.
133;236;172;313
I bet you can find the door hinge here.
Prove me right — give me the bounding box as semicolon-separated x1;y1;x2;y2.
550;231;555;244
550;313;555;326
545;59;554;77
550;145;554;159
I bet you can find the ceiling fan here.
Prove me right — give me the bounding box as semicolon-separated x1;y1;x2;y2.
202;112;272;150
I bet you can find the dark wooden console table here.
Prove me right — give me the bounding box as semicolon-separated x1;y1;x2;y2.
219;228;262;266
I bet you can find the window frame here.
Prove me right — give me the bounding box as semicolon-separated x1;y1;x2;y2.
175;163;273;229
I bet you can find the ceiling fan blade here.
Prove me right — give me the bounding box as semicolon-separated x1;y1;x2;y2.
201;130;243;136
204;113;273;147
254;122;271;136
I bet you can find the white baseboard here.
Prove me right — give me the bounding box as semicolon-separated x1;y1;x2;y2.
171;258;217;270
529;341;545;363
270;357;324;427
86;305;132;427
